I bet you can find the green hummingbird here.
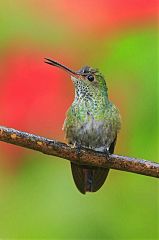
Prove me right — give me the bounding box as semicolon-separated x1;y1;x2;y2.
45;58;121;194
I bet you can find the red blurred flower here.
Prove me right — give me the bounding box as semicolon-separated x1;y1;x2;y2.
27;0;157;36
0;46;74;166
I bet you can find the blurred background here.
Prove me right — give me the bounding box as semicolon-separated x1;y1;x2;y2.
0;0;158;239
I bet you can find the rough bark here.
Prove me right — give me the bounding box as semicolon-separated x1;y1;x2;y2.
0;126;158;178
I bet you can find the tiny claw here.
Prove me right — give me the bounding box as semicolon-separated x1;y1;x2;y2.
76;143;82;158
69;142;81;159
104;148;111;161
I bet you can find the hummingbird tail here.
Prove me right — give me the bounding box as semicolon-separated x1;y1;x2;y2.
71;163;109;194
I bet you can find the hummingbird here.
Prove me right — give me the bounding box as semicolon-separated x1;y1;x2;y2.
45;58;121;194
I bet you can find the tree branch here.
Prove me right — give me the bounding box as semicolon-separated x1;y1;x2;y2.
0;126;158;178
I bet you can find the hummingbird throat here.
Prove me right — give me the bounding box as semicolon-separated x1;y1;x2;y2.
72;77;108;108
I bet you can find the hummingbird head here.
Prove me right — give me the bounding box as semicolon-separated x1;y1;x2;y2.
44;58;108;100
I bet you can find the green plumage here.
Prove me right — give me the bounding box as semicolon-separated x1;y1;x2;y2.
44;58;121;194
63;66;121;194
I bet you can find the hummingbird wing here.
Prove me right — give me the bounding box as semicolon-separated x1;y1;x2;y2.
71;136;117;194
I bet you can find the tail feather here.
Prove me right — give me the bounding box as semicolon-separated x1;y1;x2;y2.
71;163;85;194
71;163;109;194
70;136;117;194
92;167;109;192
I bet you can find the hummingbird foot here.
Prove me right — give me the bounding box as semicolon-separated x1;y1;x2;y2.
104;148;111;161
76;143;82;159
68;142;82;159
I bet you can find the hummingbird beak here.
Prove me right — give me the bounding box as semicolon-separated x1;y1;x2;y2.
44;58;80;77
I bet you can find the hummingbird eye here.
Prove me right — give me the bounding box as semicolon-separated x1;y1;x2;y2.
87;74;94;82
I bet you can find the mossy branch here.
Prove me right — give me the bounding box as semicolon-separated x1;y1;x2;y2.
0;126;158;178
